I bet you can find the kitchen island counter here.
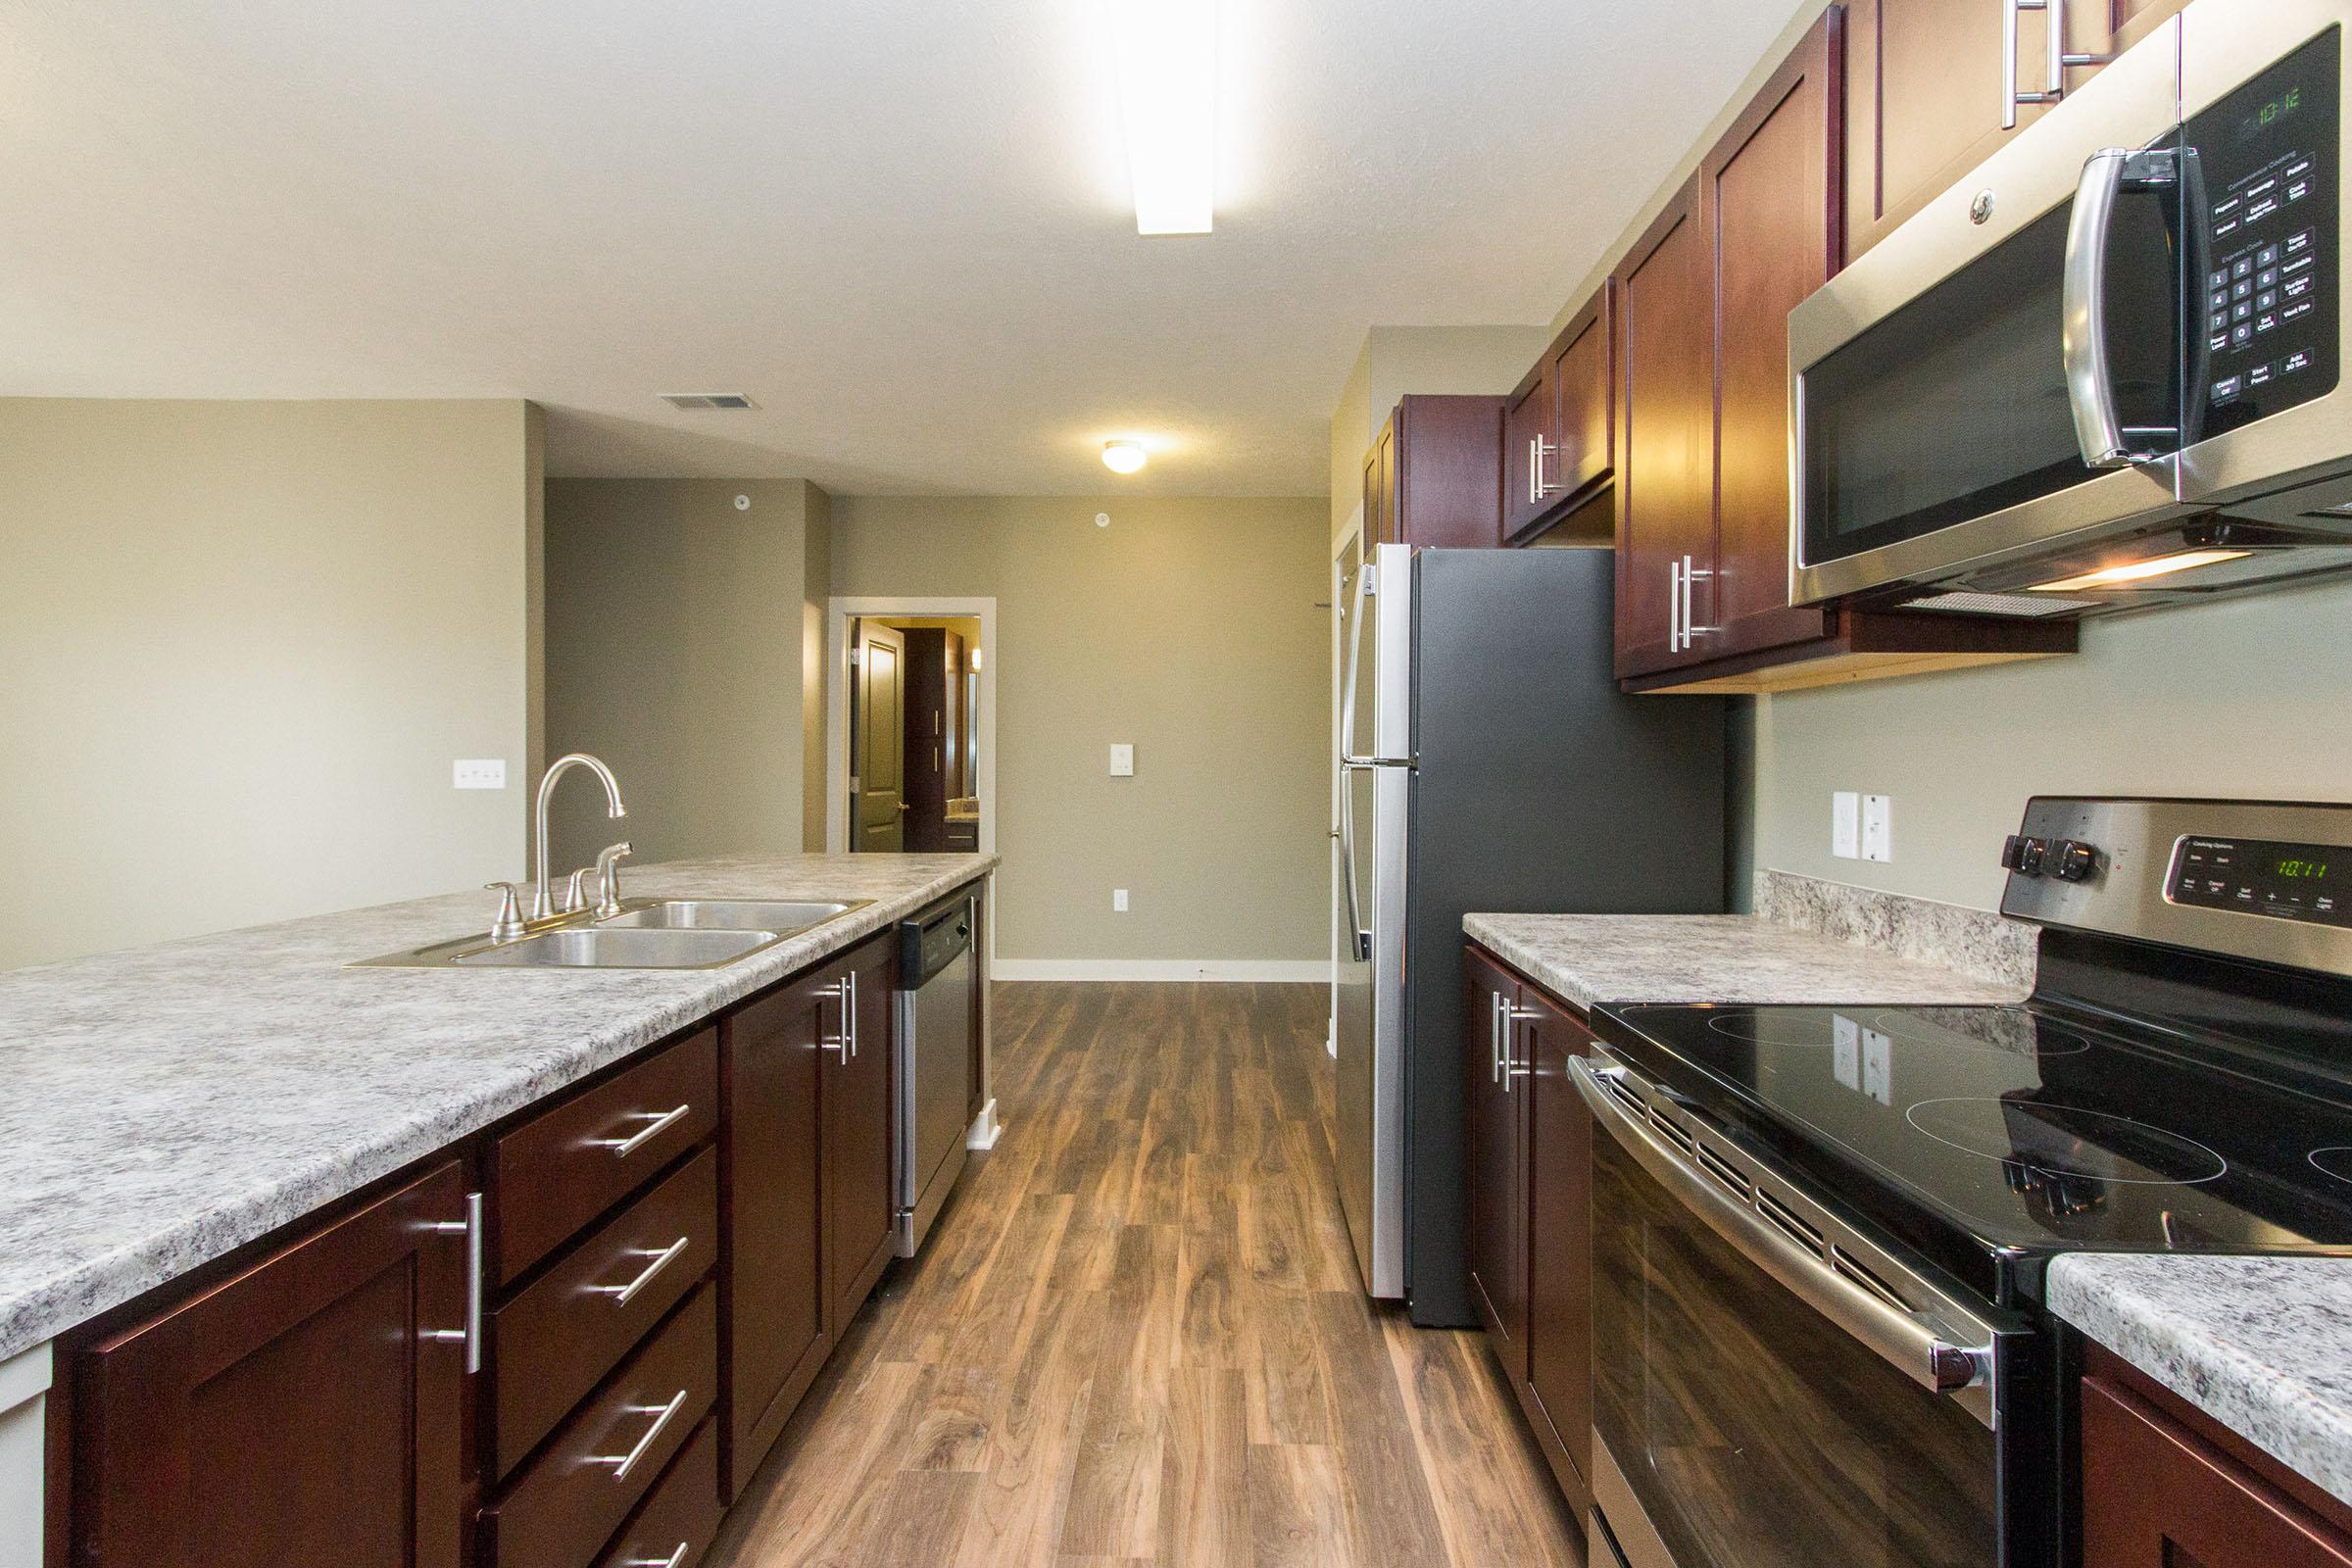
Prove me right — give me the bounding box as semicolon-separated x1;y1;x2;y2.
0;852;995;1361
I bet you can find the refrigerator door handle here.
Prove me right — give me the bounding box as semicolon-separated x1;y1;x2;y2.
1338;756;1371;962
1340;560;1415;770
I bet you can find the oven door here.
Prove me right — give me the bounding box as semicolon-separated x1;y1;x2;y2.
1573;1054;2036;1568
1789;18;2188;606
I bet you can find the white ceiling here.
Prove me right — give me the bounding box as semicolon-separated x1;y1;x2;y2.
0;0;1805;494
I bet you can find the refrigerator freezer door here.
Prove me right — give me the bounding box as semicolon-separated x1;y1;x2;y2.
1336;543;1413;1299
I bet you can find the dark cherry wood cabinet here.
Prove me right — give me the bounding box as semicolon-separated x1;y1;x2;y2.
1503;284;1616;544
1461;944;1599;1523
900;627;950;854
2082;1346;2352;1568
825;936;901;1335
1462;948;1529;1383
1844;0;2181;260
1519;990;1595;1517
720;967;832;1498
72;1160;473;1568
1611;172;1718;676
1363;395;1507;551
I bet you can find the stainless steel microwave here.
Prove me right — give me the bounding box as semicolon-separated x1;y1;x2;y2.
1789;0;2352;615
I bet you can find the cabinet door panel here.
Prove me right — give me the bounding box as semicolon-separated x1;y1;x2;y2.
1462;948;1527;1382
1502;375;1553;543
1551;284;1616;504
2082;1374;2352;1567
826;937;899;1333
1612;176;1716;676
74;1161;469;1568
722;973;828;1495
1704;9;1843;657
1523;993;1595;1513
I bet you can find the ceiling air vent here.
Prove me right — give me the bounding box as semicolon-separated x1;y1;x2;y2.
1895;590;2095;616
660;392;759;411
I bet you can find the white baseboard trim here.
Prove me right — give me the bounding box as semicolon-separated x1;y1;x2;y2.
966;1099;1003;1151
990;958;1332;984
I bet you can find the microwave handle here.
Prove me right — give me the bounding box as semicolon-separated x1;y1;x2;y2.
2063;147;2180;467
1569;1055;1995;1424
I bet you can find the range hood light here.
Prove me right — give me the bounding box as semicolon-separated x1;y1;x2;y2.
2026;549;2253;592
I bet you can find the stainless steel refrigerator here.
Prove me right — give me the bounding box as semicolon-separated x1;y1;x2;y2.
1334;544;1727;1327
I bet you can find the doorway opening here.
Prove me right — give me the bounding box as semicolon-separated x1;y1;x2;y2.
824;598;997;860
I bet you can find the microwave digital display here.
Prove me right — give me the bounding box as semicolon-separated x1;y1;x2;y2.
2191;27;2341;434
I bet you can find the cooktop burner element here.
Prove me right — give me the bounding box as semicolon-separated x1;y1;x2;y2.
1702;1010;1840;1047
2311;1148;2352;1185
1903;1097;2230;1187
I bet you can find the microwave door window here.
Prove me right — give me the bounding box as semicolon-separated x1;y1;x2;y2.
1803;189;2183;570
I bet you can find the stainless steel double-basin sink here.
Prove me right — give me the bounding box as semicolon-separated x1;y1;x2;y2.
354;899;872;970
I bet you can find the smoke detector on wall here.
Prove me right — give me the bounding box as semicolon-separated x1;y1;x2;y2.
659;392;759;410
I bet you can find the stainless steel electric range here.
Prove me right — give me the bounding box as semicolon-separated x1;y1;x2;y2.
1579;797;2352;1568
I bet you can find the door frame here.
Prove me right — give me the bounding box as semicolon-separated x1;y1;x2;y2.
825;597;998;862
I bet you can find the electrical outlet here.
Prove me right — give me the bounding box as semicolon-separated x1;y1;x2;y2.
1109;744;1135;777
1862;794;1893;862
1832;792;1860;858
454;759;507;790
1112;888;1129;912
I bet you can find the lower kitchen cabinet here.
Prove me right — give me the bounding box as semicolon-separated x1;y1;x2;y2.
825;935;900;1334
71;1160;474;1568
1462;944;1596;1520
720;964;832;1498
1463;948;1529;1381
2081;1347;2352;1568
1519;990;1594;1515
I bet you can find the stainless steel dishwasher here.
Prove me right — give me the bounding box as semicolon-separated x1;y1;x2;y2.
893;891;975;1255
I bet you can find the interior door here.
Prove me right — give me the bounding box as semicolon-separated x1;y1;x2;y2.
855;622;906;852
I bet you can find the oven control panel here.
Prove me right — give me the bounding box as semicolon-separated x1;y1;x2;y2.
2191;26;2341;433
2000;798;2352;978
2167;836;2349;928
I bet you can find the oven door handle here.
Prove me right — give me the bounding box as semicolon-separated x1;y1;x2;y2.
1569;1056;1996;1425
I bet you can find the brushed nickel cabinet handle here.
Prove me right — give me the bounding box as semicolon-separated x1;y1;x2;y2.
588;1236;691;1306
420;1191;484;1374
594;1389;690;1481
624;1546;690;1568
591;1104;691;1157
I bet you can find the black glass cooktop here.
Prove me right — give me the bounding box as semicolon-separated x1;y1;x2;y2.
1592;1001;2352;1302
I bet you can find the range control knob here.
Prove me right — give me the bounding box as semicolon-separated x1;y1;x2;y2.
2053;840;2100;883
2012;837;2050;876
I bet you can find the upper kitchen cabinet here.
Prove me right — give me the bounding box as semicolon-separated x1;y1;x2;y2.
1503;283;1616;544
1615;7;2079;690
1845;0;2188;258
1611;174;1719;675
1364;395;1507;550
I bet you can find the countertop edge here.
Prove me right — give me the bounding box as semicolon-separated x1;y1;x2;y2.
2048;1253;2352;1511
0;857;997;1362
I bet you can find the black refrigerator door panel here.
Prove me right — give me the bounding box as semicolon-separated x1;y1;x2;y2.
1402;547;1727;1327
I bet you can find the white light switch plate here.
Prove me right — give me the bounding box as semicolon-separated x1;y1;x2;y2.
1832;792;1860;858
1112;888;1129;912
1109;744;1135;777
454;759;507;790
1862;794;1893;862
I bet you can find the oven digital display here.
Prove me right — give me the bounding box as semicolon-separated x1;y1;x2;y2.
2168;835;2351;927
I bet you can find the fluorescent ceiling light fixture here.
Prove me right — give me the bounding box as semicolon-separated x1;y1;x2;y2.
1102;440;1149;474
2027;548;2252;592
1108;0;1216;234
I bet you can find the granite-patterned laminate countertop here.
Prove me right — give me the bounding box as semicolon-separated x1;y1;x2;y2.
2049;1253;2352;1508
0;852;995;1362
1462;912;2029;1012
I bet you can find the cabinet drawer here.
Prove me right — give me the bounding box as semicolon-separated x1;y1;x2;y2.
494;1147;718;1478
495;1028;718;1283
485;1286;716;1568
594;1416;723;1568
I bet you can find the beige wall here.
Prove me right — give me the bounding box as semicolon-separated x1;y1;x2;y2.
830;495;1329;966
802;485;833;849
0;398;543;969
543;479;829;874
1750;578;2352;911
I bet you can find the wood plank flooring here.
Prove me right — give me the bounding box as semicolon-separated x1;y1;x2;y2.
706;982;1584;1568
